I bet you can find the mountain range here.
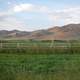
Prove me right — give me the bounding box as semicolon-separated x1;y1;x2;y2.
0;24;80;40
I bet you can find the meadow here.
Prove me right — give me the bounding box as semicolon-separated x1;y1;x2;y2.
0;40;80;80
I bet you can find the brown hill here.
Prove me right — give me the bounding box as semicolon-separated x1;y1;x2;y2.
0;24;80;40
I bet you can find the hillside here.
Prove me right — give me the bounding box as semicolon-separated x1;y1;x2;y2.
0;24;80;40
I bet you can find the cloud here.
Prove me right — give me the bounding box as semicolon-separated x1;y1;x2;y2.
0;10;27;31
13;3;80;24
13;3;34;12
0;16;27;31
1;2;80;31
13;3;49;13
0;3;50;31
48;7;80;25
0;4;28;31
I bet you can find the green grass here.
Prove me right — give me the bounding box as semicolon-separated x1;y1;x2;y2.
0;54;80;80
0;40;80;80
0;39;80;48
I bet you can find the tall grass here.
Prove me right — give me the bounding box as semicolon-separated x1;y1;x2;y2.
0;40;80;80
0;40;80;54
0;46;80;54
0;54;80;80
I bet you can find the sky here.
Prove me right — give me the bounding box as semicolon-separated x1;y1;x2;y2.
0;0;80;31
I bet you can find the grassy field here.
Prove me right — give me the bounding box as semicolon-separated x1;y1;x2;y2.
0;40;80;80
1;54;80;80
0;39;80;48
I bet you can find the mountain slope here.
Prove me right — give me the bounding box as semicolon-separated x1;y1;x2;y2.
0;24;80;40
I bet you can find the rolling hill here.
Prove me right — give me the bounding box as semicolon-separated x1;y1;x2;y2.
0;24;80;40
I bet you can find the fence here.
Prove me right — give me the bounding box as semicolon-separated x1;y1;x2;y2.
0;42;80;48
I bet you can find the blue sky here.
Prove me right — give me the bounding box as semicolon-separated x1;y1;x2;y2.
0;0;80;31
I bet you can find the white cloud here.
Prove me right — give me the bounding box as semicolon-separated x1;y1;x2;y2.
13;3;35;12
48;7;80;26
39;6;49;13
0;3;50;31
13;3;49;13
1;2;80;31
0;16;27;31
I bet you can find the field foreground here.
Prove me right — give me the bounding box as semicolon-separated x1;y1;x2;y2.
0;53;80;80
0;40;80;80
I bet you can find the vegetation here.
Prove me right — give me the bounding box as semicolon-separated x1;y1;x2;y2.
0;40;80;80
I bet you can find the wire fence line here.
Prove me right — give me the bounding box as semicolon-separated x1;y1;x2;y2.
0;42;80;48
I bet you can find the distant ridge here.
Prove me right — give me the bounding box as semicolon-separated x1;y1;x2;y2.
0;24;80;40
